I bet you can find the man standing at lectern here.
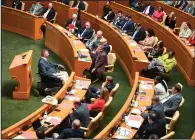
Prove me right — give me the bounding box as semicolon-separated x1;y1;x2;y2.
38;49;69;84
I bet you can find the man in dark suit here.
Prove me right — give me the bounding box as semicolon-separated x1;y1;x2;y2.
119;15;135;35
70;98;90;127
78;21;94;43
131;23;146;42
84;76;115;103
41;3;55;22
72;0;85;11
53;119;84;139
138;112;166;139
38;49;69;84
65;14;81;34
12;0;22;10
162;83;182;116
90;45;107;82
102;9;115;22
142;2;154;16
140;95;165;120
112;10;125;27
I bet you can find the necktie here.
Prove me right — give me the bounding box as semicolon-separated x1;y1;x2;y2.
81;29;86;37
122;21;128;30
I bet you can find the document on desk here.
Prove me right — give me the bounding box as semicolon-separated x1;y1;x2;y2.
137;95;149;101
139;84;153;90
131;108;141;114
75;80;91;89
140;80;153;85
64;94;78;101
126;115;142;128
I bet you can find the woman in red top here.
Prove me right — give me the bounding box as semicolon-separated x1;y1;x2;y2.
87;87;109;117
152;7;164;22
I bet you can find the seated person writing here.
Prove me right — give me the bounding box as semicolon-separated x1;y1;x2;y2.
140;95;165;120
181;29;195;46
29;0;43;16
53;119;84;139
147;40;164;61
139;29;155;53
112;10;124;28
102;9;115;22
87;88;108;117
90;45;108;82
70;98;90;127
141;50;177;79
84;76;115;103
85;30;104;50
162;83;183;117
119;15;134;35
65;14;81;34
179;22;192;39
38;49;69;84
78;21;94;43
151;7;164;23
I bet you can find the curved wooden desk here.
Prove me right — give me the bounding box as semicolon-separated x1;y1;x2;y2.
110;2;195;87
2;6;45;40
95;72;155;139
143;1;195;29
45;21;92;77
80;11;149;85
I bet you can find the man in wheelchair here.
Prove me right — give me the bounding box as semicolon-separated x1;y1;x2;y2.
38;49;69;85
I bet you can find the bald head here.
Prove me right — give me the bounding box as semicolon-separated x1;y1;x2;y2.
72;14;77;20
72;119;81;129
97;30;103;38
48;3;53;8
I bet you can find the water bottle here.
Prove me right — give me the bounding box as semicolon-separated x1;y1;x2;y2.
43;111;47;122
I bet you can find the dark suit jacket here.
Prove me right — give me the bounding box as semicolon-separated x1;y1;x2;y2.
141;103;165;120
41;8;56;22
165;16;176;29
78;27;93;40
102;11;115;22
57;128;84;139
133;27;146;42
139;119;166;139
105;82;115;93
65;19;81;32
112;15;125;27
163;93;182;116
38;58;59;77
103;43;110;54
142;5;154;15
94;51;108;74
70;103;90;127
72;1;85;11
12;0;22;10
120;20;135;35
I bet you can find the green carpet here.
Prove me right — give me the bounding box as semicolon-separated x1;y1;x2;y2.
1;30;195;138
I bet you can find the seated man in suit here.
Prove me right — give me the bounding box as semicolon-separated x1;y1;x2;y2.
138;112;166;139
53;119;84;139
141;50;177;79
38;49;69;84
29;0;43;16
70;98;90;127
142;2;154;16
84;76;115;103
162;83;183;117
41;3;56;22
183;3;195;16
90;45;108;82
85;30;104;51
78;21;94;43
12;0;22;10
65;14;81;34
140;95;165;120
119;15;134;35
112;10;125;27
102;8;115;22
131;23;146;42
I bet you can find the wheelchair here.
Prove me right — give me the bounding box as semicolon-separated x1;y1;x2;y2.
36;73;63;96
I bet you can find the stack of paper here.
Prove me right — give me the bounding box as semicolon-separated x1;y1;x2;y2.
117;127;132;136
126;115;142;128
140;84;152;90
131;108;141;114
137;95;149;101
64;94;77;101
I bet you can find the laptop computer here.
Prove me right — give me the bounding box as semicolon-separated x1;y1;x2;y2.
77;51;88;59
32;118;48;132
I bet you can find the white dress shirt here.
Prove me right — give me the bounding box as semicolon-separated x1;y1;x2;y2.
43;8;51;19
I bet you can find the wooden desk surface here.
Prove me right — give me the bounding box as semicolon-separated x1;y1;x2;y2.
110;2;195;87
11;76;91;139
45;22;91;77
2;6;45;40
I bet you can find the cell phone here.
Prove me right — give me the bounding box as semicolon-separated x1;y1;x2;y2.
55;109;61;112
44;121;51;125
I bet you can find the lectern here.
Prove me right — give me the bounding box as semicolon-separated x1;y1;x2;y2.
9;50;33;100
